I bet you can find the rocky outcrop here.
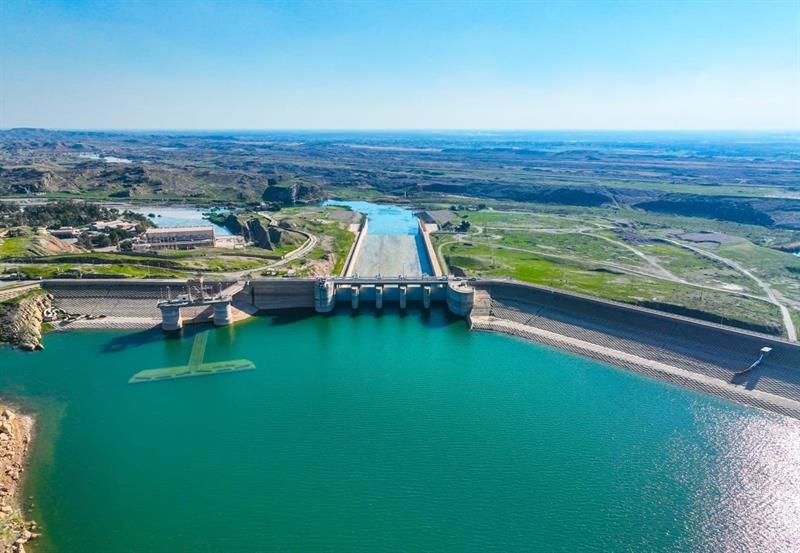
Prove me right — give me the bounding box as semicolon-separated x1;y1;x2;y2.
261;178;322;206
0;407;38;553
245;218;271;248
0;292;52;351
242;218;304;251
0;167;62;195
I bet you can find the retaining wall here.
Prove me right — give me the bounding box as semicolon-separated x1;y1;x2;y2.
248;279;316;310
473;279;800;416
43;279;235;321
417;218;443;277
342;219;368;277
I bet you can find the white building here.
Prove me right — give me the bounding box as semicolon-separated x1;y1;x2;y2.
139;226;216;250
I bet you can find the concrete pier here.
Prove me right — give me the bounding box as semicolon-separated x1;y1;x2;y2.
351;285;360;309
375;285;383;309
314;279;336;313
423;285;431;309
446;280;475;317
213;301;233;326
159;304;183;331
399;285;407;309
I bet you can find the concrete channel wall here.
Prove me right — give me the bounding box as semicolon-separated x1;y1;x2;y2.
417;219;443;277
342;219;368;277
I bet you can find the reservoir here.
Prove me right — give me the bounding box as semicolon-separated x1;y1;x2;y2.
2;308;800;552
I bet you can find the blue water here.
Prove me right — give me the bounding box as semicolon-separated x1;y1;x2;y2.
3;308;800;552
128;206;232;236
324;200;432;275
324;200;419;235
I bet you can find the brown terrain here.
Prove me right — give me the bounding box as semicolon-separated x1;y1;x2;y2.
0;407;38;553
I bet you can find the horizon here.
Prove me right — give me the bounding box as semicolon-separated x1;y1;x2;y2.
3;127;800;135
2;0;798;130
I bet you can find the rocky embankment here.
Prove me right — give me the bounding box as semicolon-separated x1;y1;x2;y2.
0;291;53;351
0;407;39;553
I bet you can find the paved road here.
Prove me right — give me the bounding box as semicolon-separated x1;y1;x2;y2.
220;213;318;278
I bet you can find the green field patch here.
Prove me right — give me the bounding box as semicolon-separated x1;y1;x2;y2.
438;240;785;335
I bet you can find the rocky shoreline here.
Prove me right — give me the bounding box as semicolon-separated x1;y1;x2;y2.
0;406;39;553
0;291;52;351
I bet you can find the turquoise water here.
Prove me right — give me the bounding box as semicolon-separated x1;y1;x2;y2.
2;308;800;552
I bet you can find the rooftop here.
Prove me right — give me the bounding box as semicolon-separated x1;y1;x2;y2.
145;226;215;234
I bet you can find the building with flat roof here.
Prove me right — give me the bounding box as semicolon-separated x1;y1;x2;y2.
139;226;216;250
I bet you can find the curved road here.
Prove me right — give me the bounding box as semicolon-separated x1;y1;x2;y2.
438;225;796;339
662;238;797;341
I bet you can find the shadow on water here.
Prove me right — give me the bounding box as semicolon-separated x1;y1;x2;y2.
102;304;465;352
330;303;462;329
259;305;462;329
101;323;209;353
261;308;319;326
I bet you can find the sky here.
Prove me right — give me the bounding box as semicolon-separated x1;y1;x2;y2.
1;0;798;130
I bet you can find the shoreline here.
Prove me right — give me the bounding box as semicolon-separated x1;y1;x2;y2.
0;403;39;553
470;315;800;420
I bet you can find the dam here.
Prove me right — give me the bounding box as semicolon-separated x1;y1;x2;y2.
5;201;800;553
38;272;800;419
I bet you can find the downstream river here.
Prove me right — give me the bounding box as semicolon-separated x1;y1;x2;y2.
3;308;800;552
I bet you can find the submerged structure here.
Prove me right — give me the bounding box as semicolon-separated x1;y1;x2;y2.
128;330;254;383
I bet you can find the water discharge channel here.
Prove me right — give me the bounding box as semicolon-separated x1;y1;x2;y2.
325;200;433;276
2;307;800;552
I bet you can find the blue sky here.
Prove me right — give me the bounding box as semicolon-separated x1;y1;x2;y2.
1;0;798;129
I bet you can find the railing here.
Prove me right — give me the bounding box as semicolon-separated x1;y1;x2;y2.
330;275;458;285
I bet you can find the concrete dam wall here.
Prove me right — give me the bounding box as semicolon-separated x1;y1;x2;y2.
38;275;800;418
248;279;317;310
43;279;238;326
473;279;800;418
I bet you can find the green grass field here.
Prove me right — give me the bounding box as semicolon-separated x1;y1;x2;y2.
435;234;785;335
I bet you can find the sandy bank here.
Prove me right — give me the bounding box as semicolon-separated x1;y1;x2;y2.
0;406;39;553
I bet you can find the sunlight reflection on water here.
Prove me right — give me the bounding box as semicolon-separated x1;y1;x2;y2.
683;407;800;552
